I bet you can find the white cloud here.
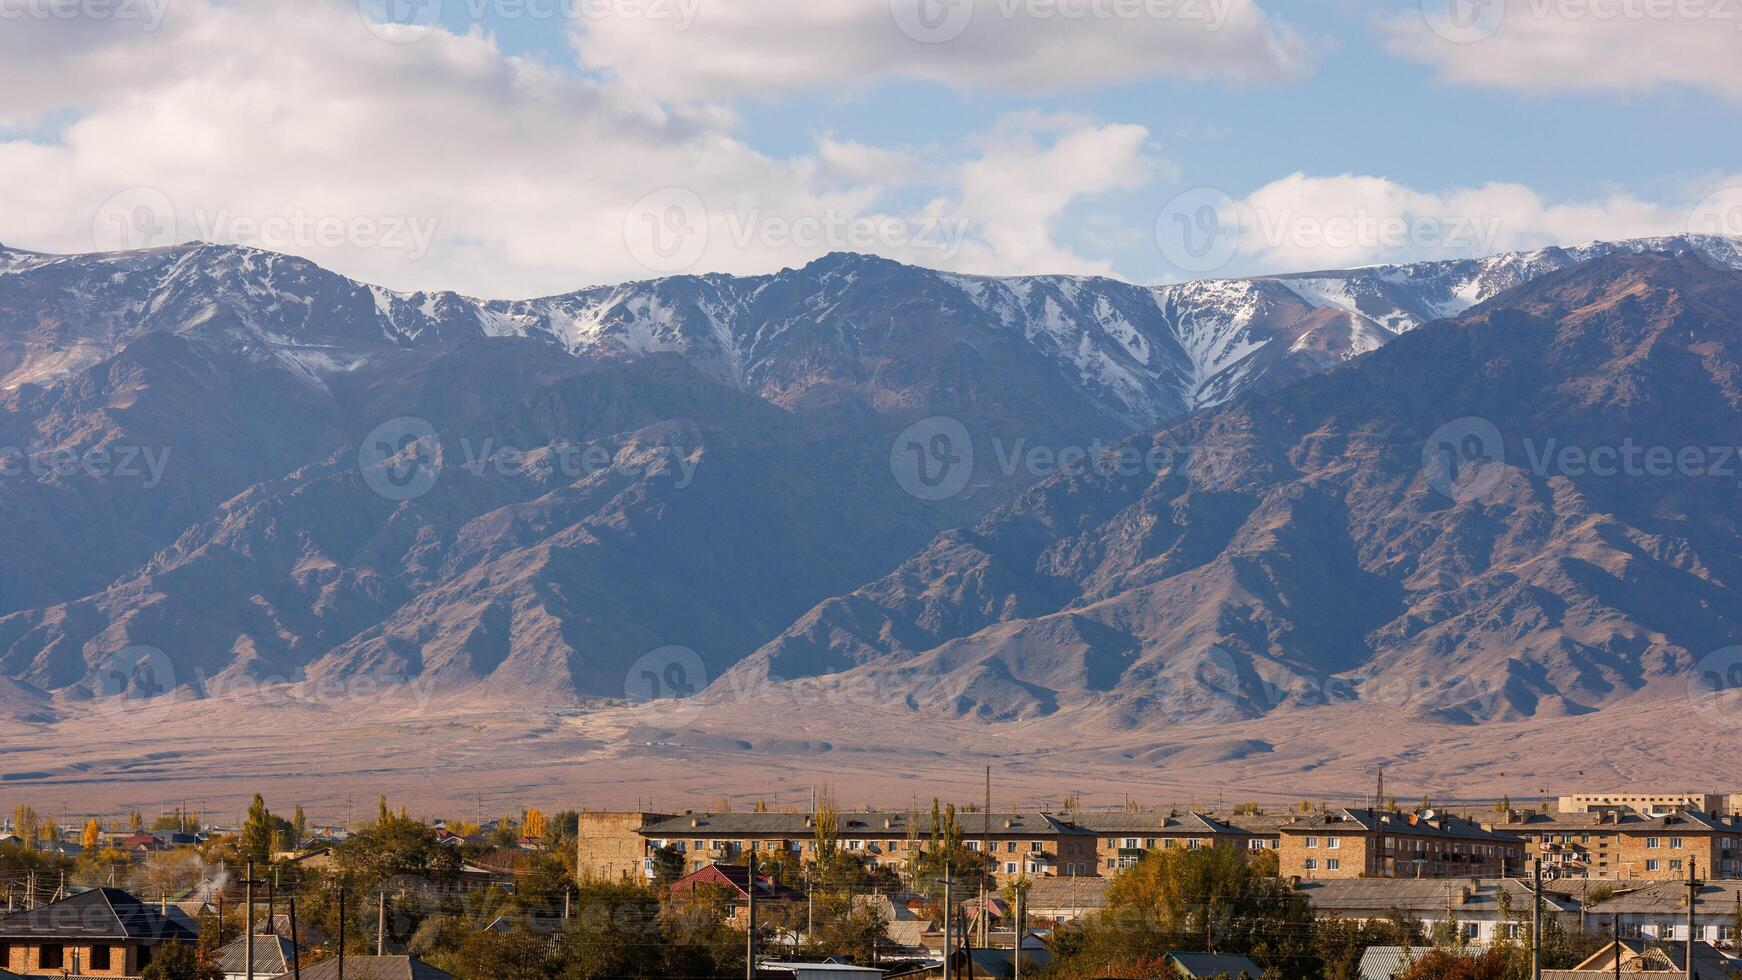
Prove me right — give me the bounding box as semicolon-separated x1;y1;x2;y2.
1204;172;1742;274
573;0;1313;101
1380;1;1742;101
0;0;1176;297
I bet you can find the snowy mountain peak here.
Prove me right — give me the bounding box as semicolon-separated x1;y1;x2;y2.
4;234;1740;424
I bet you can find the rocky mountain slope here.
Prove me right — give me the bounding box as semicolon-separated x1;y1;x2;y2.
2;236;1740;716
725;252;1742;728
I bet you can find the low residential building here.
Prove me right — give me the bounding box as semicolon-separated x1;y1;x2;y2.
1295;877;1578;943
1024;877;1110;924
1279;808;1525;879
296;955;453;980
1542;939;1739;978
0;887;197;976
1165;951;1264;978
1497;808;1742;879
664;864;804;930
1582;880;1742;945
215;934;298;980
1358;945;1491;980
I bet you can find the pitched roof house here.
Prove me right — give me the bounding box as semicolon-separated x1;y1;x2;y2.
0;887;198;976
295;955;454;980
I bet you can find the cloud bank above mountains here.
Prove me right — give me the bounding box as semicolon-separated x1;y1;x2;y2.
0;0;1736;297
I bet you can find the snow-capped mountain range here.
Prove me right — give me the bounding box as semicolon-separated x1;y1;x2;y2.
6;234;1739;428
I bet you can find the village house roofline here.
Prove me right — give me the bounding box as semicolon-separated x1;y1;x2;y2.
0;887;199;942
1582;880;1742;914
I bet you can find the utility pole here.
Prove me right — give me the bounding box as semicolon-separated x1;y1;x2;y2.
1613;911;1620;980
1687;858;1701;980
1012;879;1025;980
982;766;991;950
289;895;303;980
244;859;258;980
337;884;347;980
745;853;757;980
377;890;387;956
942;867;954;980
1531;858;1543;980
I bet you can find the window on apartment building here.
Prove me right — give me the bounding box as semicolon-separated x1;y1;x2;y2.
39;945;64;969
965;841;979;851
1304;859;1317;870
1505;923;1525;940
1123;838;1137;849
1670;860;1683;872
1305;837;1318;848
1647;837;1661;848
1005;862;1017;874
90;945;112;970
1326;837;1340;849
1647;860;1662;872
1144;838;1157;849
1106;858;1116;869
1006;842;1016;853
1030;841;1044;853
1249;839;1265;850
1670;838;1684;848
1386;837;1395;851
1188;839;1202;850
1326;858;1340;871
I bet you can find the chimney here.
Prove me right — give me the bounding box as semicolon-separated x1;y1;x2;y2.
690;818;700;828
884;818;893;830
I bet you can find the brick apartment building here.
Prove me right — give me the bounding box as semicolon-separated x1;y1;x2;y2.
1496;807;1742;879
578;809;1099;884
1278;808;1526;879
1071;811;1290;873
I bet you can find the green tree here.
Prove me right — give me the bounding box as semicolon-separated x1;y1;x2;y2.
239;795;275;866
1045;845;1315;979
651;844;686;888
139;943;221;980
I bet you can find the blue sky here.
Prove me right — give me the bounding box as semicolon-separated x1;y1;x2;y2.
2;0;1739;296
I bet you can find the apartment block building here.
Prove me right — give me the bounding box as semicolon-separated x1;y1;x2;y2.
1071;811;1290;873
1496;808;1742;879
1558;793;1731;816
1279;808;1525;879
579;809;1100;884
